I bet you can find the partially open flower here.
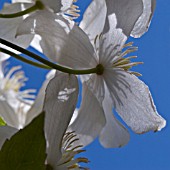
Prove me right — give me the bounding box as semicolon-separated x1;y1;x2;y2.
28;10;166;148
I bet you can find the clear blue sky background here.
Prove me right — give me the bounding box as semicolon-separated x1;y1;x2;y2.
0;1;170;170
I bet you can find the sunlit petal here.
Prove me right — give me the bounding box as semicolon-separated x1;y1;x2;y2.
0;3;33;49
44;73;79;168
80;0;107;42
105;0;143;36
131;0;156;38
104;69;166;134
99;90;130;148
68;82;105;147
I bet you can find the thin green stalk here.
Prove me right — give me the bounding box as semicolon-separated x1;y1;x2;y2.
0;47;51;69
0;1;44;18
0;38;98;75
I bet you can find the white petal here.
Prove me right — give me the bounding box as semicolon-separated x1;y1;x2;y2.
85;74;105;104
99;14;127;65
44;73;78;168
80;0;107;42
99;90;130;148
0;126;18;149
68;82;105;147
40;0;61;13
104;69;166;134
0;100;19;128
0;3;34;49
56;23;97;69
131;0;156;38
105;0;143;36
25;70;55;126
17;10;97;69
16;10;66;61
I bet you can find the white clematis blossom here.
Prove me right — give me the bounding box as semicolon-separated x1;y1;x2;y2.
0;58;36;129
0;58;57;129
25;8;167;148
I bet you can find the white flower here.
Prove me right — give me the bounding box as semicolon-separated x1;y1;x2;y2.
0;59;60;130
0;58;36;129
28;10;166;148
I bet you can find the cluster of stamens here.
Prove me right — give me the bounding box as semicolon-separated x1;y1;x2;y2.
57;131;89;170
63;0;80;20
112;42;143;76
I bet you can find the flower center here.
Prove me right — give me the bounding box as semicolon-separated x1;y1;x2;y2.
56;132;89;169
96;64;104;75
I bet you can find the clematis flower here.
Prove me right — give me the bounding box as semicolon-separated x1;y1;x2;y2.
23;8;166;148
0;57;60;129
0;72;88;169
79;0;156;41
0;0;79;53
0;58;36;128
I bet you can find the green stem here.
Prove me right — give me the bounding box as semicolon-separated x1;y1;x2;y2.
0;1;44;18
0;47;51;69
0;38;98;75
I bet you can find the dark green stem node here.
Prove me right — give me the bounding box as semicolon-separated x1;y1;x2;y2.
96;64;104;75
36;1;45;10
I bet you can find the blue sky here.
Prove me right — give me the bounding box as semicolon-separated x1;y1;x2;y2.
0;1;170;170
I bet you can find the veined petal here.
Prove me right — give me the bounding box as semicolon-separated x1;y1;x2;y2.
16;10;67;61
105;0;143;36
99;14;127;65
17;10;97;68
131;0;156;38
79;0;107;42
0;3;34;49
44;73;78;169
68;82;106;147
57;23;97;69
0;125;18;148
104;69;166;134
99;89;130;148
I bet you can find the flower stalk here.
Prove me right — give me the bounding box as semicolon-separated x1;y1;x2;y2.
0;47;51;69
0;1;44;18
0;38;98;75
